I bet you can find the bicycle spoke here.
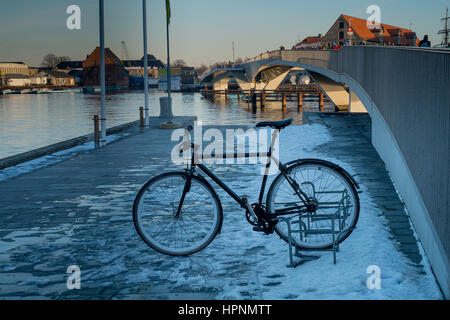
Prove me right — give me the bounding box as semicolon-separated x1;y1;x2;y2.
268;163;358;249
134;173;221;255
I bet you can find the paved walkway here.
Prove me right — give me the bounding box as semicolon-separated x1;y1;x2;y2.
305;113;423;264
0;114;439;299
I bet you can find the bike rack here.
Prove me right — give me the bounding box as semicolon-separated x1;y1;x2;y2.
279;190;355;268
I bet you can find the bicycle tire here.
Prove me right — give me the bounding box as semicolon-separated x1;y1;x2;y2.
133;172;223;256
266;159;360;250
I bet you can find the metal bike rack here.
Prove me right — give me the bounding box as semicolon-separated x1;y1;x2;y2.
279;190;355;268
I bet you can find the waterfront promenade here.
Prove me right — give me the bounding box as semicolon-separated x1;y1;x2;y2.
0;115;442;299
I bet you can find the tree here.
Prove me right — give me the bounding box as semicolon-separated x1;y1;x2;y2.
172;59;186;68
41;54;71;68
195;64;208;76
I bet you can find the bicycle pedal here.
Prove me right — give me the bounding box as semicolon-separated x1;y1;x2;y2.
253;226;265;233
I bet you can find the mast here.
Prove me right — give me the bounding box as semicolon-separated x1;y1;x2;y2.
438;7;449;47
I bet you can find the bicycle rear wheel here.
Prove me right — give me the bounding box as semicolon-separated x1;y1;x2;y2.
267;160;359;250
133;172;222;256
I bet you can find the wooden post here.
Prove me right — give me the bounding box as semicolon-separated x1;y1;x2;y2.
225;89;228;100
251;89;257;113
261;90;265;108
298;92;303;109
93;115;100;149
282;92;287;108
139;106;144;132
237;90;240;101
319;92;324;111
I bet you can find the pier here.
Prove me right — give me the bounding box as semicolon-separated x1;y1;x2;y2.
200;88;329;111
0;113;440;299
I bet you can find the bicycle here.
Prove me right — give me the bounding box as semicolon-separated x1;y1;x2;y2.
133;118;360;256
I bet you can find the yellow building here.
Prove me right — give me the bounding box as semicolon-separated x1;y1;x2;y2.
0;62;30;77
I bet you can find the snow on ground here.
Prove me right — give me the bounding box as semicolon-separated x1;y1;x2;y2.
0;133;129;182
155;124;443;299
0;123;443;299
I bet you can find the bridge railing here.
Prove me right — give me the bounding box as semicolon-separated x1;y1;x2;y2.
199;62;244;81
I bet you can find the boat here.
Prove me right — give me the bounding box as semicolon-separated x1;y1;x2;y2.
82;87;95;93
49;88;74;93
4;89;22;94
22;89;38;94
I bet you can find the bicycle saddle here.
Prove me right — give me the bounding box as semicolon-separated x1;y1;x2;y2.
256;118;293;130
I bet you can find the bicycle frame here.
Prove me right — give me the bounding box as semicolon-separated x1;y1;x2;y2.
182;129;312;217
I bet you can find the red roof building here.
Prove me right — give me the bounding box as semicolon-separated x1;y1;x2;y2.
321;14;418;48
292;35;322;50
82;47;129;88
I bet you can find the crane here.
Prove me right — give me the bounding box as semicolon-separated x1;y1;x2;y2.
121;41;130;65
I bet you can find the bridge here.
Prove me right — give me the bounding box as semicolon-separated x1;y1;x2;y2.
201;47;450;297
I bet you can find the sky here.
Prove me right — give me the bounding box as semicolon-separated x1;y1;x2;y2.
0;0;448;67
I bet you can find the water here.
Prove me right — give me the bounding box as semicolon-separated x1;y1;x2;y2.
0;90;332;159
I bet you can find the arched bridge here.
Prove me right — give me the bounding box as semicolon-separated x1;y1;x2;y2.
202;47;450;296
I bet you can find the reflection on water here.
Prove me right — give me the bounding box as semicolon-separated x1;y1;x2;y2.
0;90;332;159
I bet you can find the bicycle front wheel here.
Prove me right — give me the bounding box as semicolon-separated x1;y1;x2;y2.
267;160;359;250
133;172;223;256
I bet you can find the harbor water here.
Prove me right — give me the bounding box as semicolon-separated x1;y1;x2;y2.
0;90;332;160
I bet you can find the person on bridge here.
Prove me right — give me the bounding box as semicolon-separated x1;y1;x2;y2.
419;35;431;47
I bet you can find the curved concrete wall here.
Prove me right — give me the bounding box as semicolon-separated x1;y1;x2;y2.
244;47;450;297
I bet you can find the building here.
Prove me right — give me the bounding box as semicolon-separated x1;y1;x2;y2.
122;54;165;77
4;74;31;87
56;61;83;70
28;67;41;77
82;47;129;88
56;61;83;85
0;62;29;77
292;35;322;50
158;68;181;91
180;66;197;87
321;14;418;48
31;70;75;86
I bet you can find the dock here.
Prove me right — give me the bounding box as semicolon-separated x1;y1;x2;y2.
0;114;438;299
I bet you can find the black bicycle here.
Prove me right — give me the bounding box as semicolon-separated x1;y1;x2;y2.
133;118;360;256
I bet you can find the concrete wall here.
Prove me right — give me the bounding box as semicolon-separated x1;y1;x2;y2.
244;47;450;297
334;48;450;298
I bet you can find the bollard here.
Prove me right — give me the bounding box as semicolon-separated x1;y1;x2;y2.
93;115;100;149
282;92;287;108
139;106;145;133
251;89;257;113
251;89;257;106
319;92;324;111
298;92;303;108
